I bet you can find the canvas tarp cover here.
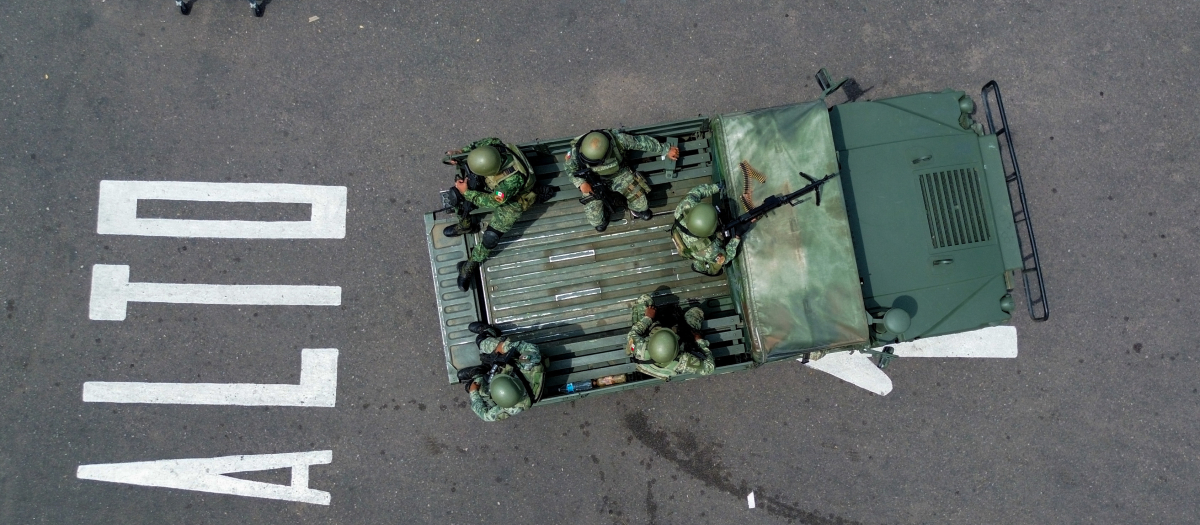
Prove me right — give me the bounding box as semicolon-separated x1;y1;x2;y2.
714;101;870;362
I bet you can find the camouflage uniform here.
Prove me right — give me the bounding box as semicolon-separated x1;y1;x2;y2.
564;130;669;228
671;183;741;275
468;338;545;422
626;293;715;380
451;138;538;263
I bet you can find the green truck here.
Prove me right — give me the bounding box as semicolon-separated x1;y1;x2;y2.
424;70;1048;403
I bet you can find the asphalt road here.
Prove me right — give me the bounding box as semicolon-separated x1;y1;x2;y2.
2;1;1198;523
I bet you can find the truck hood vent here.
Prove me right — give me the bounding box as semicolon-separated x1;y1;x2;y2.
919;168;991;249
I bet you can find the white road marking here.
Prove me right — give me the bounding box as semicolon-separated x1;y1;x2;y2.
802;351;893;396
96;181;347;238
82;349;338;406
747;492;756;509
885;325;1018;358
802;326;1020;395
77;450;333;505
88;264;341;321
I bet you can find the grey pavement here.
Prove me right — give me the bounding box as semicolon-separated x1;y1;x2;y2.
1;1;1198;523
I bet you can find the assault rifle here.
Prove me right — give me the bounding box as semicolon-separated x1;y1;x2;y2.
455;346;519;391
430;171;482;219
573;167;612;206
721;172;838;239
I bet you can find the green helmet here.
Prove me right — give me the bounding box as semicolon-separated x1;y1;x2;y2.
488;374;525;408
578;132;610;164
467;145;503;177
684;203;718;238
647;328;679;366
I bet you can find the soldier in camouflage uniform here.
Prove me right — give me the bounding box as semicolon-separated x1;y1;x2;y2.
564;129;680;231
626;293;715;380
442;138;541;291
460;322;546;422
671;183;741;276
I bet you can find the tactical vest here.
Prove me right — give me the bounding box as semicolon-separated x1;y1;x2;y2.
494;350;547;404
570;130;626;178
482;143;537;195
670;218;717;261
635;357;680;381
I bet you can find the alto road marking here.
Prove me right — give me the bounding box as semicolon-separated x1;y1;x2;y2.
96;180;347;238
82;349;338;406
77;450;333;505
88;264;341;321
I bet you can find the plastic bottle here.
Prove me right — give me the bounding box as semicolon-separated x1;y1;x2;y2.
558;374;628;394
558;380;594;394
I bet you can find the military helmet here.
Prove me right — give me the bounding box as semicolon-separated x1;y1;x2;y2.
684;203;719;238
647;328;679;366
488;374;525;408
467;145;504;177
578;131;611;164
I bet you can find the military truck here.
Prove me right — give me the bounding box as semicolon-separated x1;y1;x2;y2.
424;70;1048;404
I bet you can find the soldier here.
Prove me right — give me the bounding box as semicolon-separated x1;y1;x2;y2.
457;322;546;422
670;183;741;276
626;293;715;380
442;138;546;291
565;129;680;232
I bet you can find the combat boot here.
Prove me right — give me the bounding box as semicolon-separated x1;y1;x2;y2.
456;365;486;383
631;209;653;221
457;260;480;291
595;218;608;233
468;322;502;338
443;222;480;238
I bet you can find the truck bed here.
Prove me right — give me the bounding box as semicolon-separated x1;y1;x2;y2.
425;117;755;403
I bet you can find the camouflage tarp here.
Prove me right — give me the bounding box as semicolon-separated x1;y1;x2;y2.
714;101;870;362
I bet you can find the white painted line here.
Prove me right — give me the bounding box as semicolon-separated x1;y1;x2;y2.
96;180;347;238
884;326;1018;358
77;450;333;505
802;351;893;396
548;249;595;263
554;288;600;301
82;349;337;406
747;492;756;509
89;264;341;321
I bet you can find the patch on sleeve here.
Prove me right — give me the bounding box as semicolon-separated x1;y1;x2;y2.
494;190;506;202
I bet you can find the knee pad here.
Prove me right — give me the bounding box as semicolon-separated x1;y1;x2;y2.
482;227;502;249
